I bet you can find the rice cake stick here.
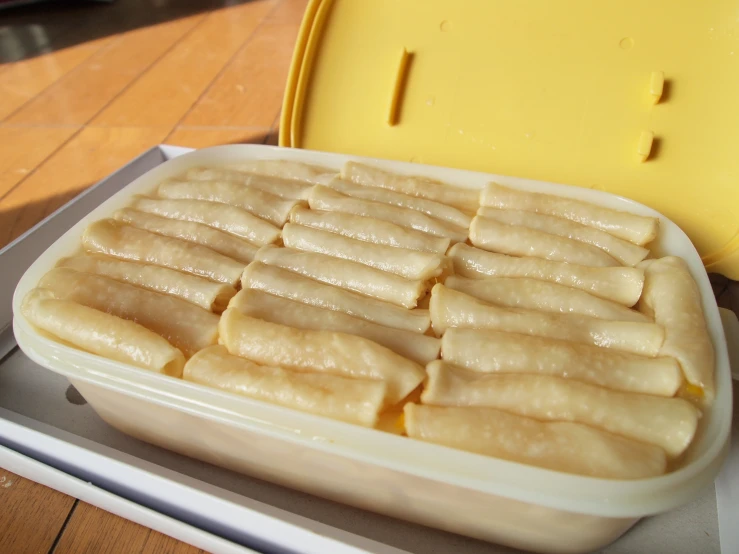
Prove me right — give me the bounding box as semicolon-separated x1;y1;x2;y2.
309;185;468;243
115;208;257;264
444;275;647;322
184;345;385;427
342;161;480;212
480;183;659;245
477;207;649;266
242;262;430;333
229;289;439;365
219;309;425;405
423;362;698;457
441;328;682;396
282;223;444;280
228;159;334;185
38;268;219;357
470;216;620;267
639;257;716;400
404;404;666;479
22;288;185;376
253;245;425;308
131;196;280;245
59;254;236;313
326;177;471;228
185;168;313;200
289;206;450;254
82;220;245;286
158;179;301;226
447;243;644;306
430;284;663;355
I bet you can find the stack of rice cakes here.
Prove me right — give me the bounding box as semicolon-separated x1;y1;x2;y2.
21;158;715;481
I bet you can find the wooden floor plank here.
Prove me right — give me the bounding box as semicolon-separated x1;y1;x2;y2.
54;502;209;554
92;1;277;129
0;37;113;121
6;16;205;126
0;469;76;554
265;0;310;23
165;126;271;148
180;4;305;128
0;126;79;199
53;502;152;554
0;126;169;248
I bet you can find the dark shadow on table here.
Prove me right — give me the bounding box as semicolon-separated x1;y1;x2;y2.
0;0;262;64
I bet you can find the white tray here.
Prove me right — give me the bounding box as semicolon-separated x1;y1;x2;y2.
0;145;736;554
0;440;257;554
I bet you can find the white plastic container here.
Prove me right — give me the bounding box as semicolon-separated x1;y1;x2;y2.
12;145;734;554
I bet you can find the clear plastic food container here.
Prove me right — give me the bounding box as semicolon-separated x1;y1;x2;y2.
12;145;734;554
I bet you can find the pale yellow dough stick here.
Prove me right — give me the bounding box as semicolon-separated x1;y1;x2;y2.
480;183;659;245
430;284;664;355
227;159;335;185
219;309;425;405
131;196;281;245
309;185;468;243
289;206;450;254
184;345;385;427
158;179;301;226
185;168;313;200
281;223;444;281
82;220;245;286
404;404;666;479
38;268;219;357
342;161;480;212
59;254;236;313
253;245;426;308
441;328;683;396
470;215;620;267
229;289;439;365
22;289;185;376
477;207;649;266
115;208;257;265
242;262;430;333
444;275;647;322
638;257;716;401
447;243;644;306
326;177;472;229
422;362;699;457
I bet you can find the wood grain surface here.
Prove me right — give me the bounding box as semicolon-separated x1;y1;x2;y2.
0;0;305;552
0;469;76;554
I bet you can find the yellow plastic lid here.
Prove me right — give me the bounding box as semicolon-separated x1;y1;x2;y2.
280;0;739;278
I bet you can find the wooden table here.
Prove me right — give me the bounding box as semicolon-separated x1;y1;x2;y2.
1;1;736;553
0;0;305;552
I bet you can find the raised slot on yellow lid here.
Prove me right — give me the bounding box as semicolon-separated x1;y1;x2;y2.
649;71;665;105
387;48;413;126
